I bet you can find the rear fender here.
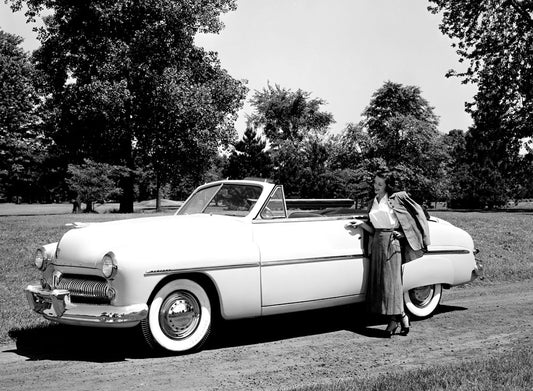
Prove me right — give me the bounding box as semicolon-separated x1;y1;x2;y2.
402;252;473;291
403;256;450;291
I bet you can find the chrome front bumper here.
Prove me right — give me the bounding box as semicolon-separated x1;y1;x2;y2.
25;284;148;327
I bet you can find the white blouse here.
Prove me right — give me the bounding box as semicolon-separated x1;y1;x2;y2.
369;194;399;229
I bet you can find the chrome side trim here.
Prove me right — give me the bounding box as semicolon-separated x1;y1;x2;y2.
145;255;364;276
262;293;358;308
262;254;364;267
145;251;468;276
53;264;96;270
252;215;363;224
144;262;260;276
426;249;471;255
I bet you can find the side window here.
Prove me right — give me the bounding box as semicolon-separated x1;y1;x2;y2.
260;186;287;219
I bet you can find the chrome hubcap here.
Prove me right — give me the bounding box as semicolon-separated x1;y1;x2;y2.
159;291;201;340
409;285;434;307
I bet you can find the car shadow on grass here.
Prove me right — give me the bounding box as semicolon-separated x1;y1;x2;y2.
6;303;467;362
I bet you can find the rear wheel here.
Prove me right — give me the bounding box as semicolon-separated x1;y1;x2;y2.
404;283;442;318
141;279;212;353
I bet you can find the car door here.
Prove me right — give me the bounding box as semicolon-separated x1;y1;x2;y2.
251;187;367;315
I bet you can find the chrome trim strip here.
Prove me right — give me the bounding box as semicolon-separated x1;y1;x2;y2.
262;293;358;308
262;254;364;267
146;255;364;275
53;264;96;270
252;215;364;224
426;249;471;255
144;262;260;276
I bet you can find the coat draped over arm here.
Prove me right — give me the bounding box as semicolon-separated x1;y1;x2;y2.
389;191;431;262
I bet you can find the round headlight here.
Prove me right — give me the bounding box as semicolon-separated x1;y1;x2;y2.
101;253;117;279
34;248;45;270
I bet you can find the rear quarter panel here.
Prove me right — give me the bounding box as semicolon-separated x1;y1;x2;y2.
403;220;476;290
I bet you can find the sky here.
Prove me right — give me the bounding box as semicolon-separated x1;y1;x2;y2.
1;0;478;137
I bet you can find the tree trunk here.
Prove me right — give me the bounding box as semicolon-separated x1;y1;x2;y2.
155;175;161;212
119;172;135;213
84;200;94;213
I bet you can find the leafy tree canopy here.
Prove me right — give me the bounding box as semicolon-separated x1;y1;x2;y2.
0;30;39;137
328;123;371;171
9;0;246;211
0;30;45;202
363;81;439;141
428;0;533;139
248;83;334;144
359;81;447;202
224;126;273;180
66;159;123;212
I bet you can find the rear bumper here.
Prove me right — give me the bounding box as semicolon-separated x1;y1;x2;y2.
25;284;148;328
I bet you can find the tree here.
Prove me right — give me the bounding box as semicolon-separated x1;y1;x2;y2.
0;30;44;202
136;54;247;211
439;129;468;206
328;123;371;171
363;81;439;141
516;141;533;201
428;0;533;140
224;126;273;180
11;0;246;211
361;81;448;203
428;0;533;207
248;84;334;145
247;84;335;196
66;159;123;213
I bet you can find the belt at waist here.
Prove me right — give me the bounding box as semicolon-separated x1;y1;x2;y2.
374;228;394;232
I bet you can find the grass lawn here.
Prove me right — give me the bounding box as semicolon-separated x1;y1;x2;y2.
432;210;533;282
293;343;533;391
0;204;175;346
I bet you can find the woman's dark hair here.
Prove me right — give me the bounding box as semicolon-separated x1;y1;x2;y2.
375;171;400;195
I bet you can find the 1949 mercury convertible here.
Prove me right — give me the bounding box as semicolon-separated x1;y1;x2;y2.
25;179;483;353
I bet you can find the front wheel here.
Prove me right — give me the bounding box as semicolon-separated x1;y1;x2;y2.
141;279;212;354
404;283;442;318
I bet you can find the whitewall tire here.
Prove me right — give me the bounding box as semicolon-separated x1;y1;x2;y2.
404;283;442;318
142;279;212;353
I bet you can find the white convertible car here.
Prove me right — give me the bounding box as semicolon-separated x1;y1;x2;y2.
26;179;483;353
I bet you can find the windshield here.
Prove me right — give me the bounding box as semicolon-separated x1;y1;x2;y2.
177;183;263;217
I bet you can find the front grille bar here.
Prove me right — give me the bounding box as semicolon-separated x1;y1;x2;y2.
57;277;109;299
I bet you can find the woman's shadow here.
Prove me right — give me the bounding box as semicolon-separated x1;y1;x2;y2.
6;303;466;362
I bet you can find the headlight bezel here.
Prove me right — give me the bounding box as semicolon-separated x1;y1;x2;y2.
34;243;57;270
34;248;46;270
100;252;118;280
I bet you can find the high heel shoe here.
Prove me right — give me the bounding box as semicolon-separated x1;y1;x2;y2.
400;313;410;336
385;320;400;337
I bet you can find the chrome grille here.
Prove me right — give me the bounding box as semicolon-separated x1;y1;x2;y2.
57;277;110;300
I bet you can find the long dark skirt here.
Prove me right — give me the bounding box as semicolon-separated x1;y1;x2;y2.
367;230;403;315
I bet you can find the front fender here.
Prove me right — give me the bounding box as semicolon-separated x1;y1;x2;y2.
110;237;261;319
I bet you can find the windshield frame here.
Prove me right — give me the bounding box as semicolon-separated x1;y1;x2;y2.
176;182;265;218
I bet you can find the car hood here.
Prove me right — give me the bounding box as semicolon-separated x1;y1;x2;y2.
55;214;252;269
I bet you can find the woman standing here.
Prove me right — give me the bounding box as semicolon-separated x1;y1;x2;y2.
348;171;430;337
